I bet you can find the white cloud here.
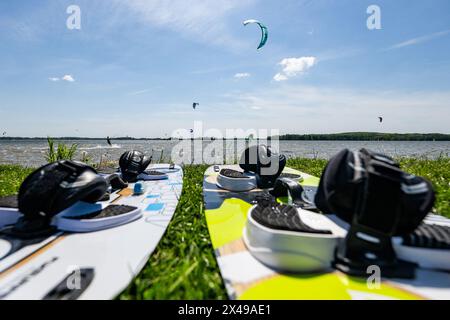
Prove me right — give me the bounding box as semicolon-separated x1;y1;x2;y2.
273;73;288;82
386;29;450;50
129;89;151;96
234;72;251;79
273;57;317;81
62;75;75;82
49;75;75;82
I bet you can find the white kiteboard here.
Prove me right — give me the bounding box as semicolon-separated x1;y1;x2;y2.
0;164;183;300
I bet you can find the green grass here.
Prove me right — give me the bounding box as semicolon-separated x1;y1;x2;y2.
0;165;34;197
398;156;450;218
120;164;228;300
45;137;78;163
287;158;329;177
0;157;448;299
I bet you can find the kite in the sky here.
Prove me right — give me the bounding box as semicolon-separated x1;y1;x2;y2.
378;117;383;123
243;19;268;50
193;102;199;110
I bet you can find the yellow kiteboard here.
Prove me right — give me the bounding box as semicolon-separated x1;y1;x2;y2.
203;165;450;300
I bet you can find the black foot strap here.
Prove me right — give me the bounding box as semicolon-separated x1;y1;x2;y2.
270;177;317;210
105;174;128;191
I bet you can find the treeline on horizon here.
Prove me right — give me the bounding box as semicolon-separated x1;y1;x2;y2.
0;132;449;141
277;132;450;141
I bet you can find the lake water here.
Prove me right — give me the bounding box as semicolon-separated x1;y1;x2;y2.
0;139;448;167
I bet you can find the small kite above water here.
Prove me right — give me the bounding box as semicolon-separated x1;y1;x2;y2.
2;132;6;136
378;117;383;123
243;19;268;50
193;102;199;110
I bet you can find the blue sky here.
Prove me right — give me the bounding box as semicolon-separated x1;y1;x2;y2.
0;0;449;137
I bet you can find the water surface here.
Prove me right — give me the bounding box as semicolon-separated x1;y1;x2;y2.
0;140;448;167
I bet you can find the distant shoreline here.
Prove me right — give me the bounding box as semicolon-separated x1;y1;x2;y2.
1;132;449;141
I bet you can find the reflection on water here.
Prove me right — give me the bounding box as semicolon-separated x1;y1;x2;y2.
0;139;448;167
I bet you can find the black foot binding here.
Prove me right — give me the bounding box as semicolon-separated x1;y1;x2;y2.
270;177;317;211
315;148;437;279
